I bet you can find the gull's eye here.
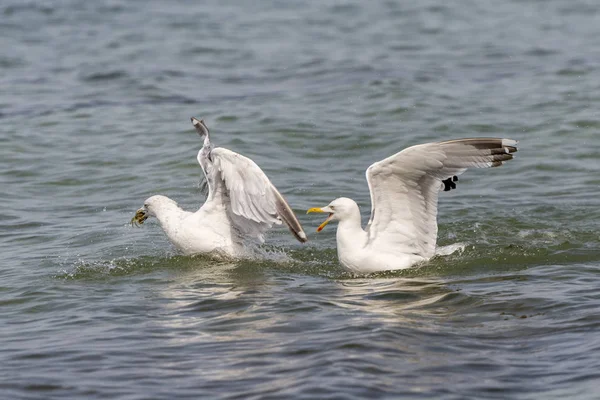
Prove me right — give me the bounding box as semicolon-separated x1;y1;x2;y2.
330;205;335;210
144;203;149;208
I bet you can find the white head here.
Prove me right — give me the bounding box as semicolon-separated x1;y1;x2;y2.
307;197;360;232
131;195;178;226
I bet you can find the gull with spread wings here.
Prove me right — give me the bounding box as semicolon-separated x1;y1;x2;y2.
308;138;517;273
131;118;307;257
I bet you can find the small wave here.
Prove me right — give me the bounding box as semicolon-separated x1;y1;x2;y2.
79;70;129;82
54;254;228;280
435;242;466;256
53;245;341;281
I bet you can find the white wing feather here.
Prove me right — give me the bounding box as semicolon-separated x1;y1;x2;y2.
209;148;307;243
365;138;517;257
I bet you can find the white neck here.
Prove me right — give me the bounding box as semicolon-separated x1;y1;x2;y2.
335;204;368;255
153;202;188;237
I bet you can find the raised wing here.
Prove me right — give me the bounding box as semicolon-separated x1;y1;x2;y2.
208;147;307;243
365;138;517;257
192;118;214;200
191;117;307;244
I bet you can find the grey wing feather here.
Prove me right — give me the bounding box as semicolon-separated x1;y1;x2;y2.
198;178;209;198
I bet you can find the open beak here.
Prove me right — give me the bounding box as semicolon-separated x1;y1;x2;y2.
130;208;148;227
307;207;334;232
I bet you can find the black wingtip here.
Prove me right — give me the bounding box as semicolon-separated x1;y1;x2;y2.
191;117;209;137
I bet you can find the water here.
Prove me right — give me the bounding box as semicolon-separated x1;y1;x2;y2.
2;0;600;398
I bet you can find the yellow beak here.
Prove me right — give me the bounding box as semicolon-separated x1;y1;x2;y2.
307;207;334;232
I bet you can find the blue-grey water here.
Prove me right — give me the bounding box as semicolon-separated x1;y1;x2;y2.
2;0;600;398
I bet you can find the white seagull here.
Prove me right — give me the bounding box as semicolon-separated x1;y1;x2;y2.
307;138;517;273
131;117;307;257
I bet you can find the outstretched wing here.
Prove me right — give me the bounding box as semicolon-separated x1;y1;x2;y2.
208;147;307;243
365;138;517;257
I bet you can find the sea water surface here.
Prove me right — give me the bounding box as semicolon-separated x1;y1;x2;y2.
2;0;600;398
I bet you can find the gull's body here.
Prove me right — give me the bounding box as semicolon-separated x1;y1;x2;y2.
140;195;245;257
132;118;307;258
308;138;518;273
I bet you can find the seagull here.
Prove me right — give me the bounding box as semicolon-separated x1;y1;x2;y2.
131;117;307;257
307;138;517;273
